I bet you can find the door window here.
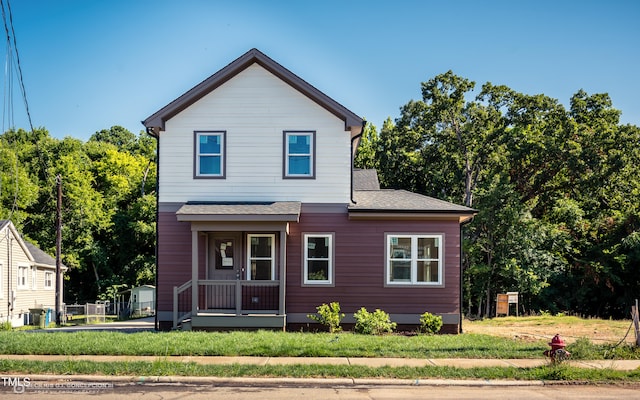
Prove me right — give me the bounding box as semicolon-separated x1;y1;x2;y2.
247;234;275;280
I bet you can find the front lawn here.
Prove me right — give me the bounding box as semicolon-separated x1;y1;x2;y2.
0;330;638;360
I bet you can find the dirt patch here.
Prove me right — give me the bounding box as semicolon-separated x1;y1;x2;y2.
463;317;638;345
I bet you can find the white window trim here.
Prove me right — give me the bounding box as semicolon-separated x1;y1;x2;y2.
17;265;29;289
246;234;276;281
385;234;444;287
283;131;315;179
302;233;334;286
32;266;37;290
44;271;54;290
194;131;226;178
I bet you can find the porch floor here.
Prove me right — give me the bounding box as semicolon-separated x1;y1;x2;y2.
182;313;286;331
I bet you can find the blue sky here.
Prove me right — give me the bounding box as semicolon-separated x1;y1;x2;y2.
3;0;639;140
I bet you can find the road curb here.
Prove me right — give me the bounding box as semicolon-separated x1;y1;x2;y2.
8;374;552;387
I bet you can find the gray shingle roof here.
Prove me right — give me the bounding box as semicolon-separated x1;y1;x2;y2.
176;202;302;222
353;169;380;190
350;189;476;214
24;242;57;267
349;170;476;215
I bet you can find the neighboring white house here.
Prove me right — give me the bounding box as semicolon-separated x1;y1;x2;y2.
0;220;66;327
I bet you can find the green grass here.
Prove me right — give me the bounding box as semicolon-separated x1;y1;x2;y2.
0;359;638;382
1;317;639;381
1;330;638;360
0;331;548;359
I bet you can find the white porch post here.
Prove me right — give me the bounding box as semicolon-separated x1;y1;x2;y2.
191;229;199;315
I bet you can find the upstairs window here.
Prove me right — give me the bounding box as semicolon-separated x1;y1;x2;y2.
18;266;28;289
45;272;53;289
195;131;225;178
386;234;443;286
284;131;315;178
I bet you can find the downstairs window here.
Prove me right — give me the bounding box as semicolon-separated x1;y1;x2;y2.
386;234;443;286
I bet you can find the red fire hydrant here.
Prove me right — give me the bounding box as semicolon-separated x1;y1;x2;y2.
544;334;571;363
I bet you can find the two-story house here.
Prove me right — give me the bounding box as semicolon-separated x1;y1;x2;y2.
1;220;65;327
143;49;476;333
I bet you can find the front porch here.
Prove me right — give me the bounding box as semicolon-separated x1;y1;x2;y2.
173;279;286;329
172;202;300;330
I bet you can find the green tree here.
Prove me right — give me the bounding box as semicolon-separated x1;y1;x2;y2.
1;126;157;304
354;122;379;170
89;125;137;151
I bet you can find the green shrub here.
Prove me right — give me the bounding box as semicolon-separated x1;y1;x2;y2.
307;302;344;333
567;337;599;360
419;312;442;334
0;321;12;331
353;307;397;335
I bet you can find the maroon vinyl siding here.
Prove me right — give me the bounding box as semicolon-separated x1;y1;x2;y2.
157;209;462;330
157;211;206;312
286;212;460;316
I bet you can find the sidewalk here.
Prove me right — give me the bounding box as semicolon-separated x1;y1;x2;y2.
2;354;639;371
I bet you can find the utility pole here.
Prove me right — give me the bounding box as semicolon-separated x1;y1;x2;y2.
55;175;62;326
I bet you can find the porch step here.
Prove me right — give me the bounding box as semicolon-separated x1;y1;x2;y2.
185;314;286;330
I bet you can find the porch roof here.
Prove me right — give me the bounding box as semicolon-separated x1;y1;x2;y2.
175;201;301;222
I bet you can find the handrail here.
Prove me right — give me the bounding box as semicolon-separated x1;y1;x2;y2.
176;279;193;292
173;280;193;329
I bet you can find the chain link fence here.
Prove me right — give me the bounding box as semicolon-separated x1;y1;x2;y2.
65;303;106;324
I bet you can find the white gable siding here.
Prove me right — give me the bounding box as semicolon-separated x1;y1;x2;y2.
158;64;352;204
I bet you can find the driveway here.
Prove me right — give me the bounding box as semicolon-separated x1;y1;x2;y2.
41;316;156;333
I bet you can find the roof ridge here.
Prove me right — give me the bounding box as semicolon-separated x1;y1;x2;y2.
143;48;363;134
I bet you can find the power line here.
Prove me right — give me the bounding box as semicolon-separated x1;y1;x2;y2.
1;0;34;132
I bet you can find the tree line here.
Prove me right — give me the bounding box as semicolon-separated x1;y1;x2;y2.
356;71;640;319
0;126;156;303
2;72;639;319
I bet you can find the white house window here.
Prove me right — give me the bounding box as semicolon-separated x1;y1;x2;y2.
32;266;37;290
284;131;315;178
247;234;275;280
18;266;29;289
303;234;333;285
386;234;443;286
45;272;53;289
195;131;225;178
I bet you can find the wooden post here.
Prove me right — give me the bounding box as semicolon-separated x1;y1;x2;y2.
55;175;62;326
633;299;639;347
173;286;178;329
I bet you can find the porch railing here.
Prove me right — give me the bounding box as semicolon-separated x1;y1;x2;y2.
173;280;192;329
199;280;280;313
173;280;281;328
